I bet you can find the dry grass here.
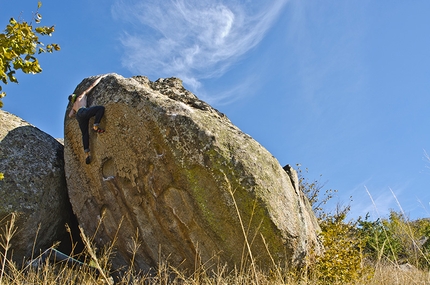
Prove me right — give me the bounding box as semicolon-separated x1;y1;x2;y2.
2;182;430;284
365;264;430;285
1;212;430;284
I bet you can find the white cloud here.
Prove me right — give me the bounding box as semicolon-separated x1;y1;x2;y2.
111;0;288;95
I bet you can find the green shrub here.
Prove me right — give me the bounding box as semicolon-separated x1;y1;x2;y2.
311;211;368;284
297;165;369;284
359;211;430;269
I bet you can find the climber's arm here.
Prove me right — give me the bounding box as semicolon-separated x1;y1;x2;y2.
81;75;106;97
68;108;76;118
68;75;106;118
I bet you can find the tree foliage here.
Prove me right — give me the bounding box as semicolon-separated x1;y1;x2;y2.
359;211;430;269
0;2;59;180
0;1;60;108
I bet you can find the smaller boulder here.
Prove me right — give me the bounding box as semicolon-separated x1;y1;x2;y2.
0;110;73;263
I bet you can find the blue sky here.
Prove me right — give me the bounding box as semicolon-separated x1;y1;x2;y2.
2;1;430;220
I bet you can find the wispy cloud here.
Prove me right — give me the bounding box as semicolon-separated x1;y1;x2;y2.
111;0;288;96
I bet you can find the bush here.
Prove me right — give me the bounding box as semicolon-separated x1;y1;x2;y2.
312;211;368;284
297;164;369;284
359;211;430;269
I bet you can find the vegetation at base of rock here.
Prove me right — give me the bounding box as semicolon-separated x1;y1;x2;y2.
297;164;430;284
2;166;430;284
309;209;430;284
311;212;368;284
0;1;60;107
359;211;430;269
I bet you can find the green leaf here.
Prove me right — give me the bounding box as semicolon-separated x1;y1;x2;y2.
38;1;42;9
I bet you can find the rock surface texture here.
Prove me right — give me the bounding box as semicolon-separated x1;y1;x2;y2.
0;110;72;262
64;74;321;272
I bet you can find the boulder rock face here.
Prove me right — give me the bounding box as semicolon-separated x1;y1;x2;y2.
64;74;321;272
0;110;72;262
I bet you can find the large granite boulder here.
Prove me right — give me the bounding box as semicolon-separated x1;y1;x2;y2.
0;110;72;262
64;74;321;272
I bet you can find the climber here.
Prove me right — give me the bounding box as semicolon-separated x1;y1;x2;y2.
68;75;106;164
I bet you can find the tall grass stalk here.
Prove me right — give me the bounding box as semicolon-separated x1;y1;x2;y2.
0;213;17;284
79;225;112;284
365;186;400;265
389;187;430;266
223;172;259;285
